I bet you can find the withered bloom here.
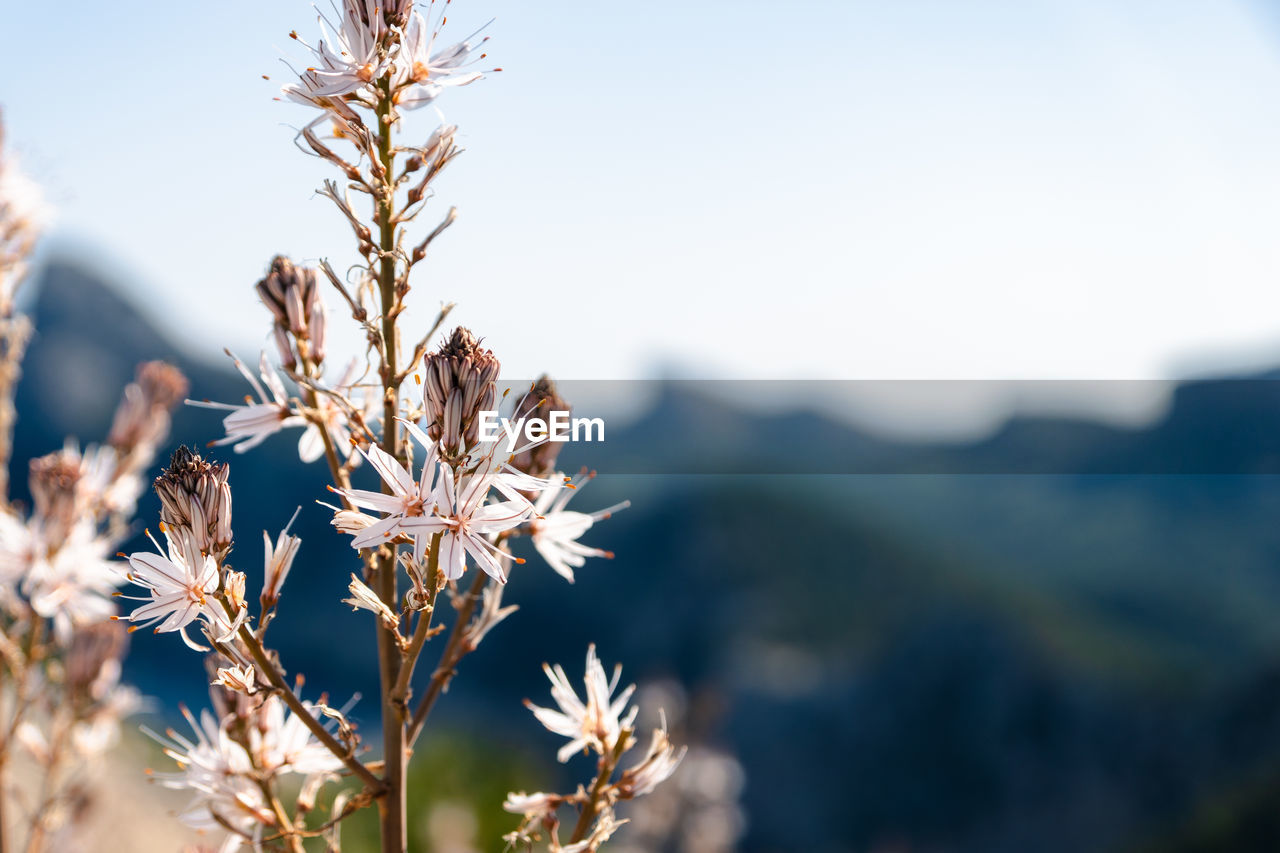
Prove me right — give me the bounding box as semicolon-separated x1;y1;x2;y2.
65;622;127;703
154;446;233;558
29;448;86;541
107;360;189;456
511;375;570;479
422;327;499;459
255;255;327;373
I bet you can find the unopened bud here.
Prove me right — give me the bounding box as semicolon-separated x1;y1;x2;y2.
255;256;327;372
107;361;189;455
511;375;570;479
154;447;233;559
224;570;247;612
65;622;127;701
422;327;499;459
29;449;85;541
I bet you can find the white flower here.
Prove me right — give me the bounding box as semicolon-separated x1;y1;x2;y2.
502;790;561;818
525;645;638;763
250;694;347;777
121;527;244;651
402;462;531;583
392;9;489;110
283;0;387;107
18;520;119;642
333;421;440;562
188;352;304;454
619;716;686;798
261;509;302;607
343;572;400;629
145;707;271;851
298;358;373;464
212;664;257;696
529;471;629;583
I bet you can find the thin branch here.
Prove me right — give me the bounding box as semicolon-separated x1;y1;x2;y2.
237;626;385;792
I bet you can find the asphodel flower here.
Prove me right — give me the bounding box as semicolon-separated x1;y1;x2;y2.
120;527;245;651
525;645;638;763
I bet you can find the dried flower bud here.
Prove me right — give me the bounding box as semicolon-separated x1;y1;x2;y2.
154;447;233;558
255;255;327;373
107;361;189;455
422;327;499;459
65;622;127;702
511;375;570;479
29;448;86;540
343;573;400;630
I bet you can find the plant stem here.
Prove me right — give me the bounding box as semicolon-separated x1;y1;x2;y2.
406;569;488;748
568;733;631;845
373;73;407;853
390;533;442;712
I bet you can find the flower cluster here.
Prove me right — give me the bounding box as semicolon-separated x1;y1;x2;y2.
0;355;186;847
504;647;686;852
132;1;683;849
146;695;346;853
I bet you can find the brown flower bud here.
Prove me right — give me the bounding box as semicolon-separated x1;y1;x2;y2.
29;449;85;541
107;361;189;456
511;375;570;479
65;621;127;703
422;327;500;459
154;447;233;559
255;256;327;373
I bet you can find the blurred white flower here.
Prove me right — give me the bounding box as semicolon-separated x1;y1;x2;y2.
525;644;638;763
250;694;347;777
17;520;119;642
502;790;560;819
146;707;271;852
619;716;686;798
529;471;629;583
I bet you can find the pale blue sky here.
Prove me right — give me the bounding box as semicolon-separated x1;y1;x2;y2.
4;0;1280;385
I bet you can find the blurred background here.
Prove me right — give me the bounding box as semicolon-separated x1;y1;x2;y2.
8;0;1280;850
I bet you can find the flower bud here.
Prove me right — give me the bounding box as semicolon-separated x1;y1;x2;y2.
511;375;569;479
224;570;247;612
107;361;189;456
65;622;127;702
154;447;233;559
255;255;327;373
29;449;85;541
422;327;499;459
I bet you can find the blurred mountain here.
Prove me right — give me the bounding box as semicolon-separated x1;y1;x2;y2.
14;257;1280;852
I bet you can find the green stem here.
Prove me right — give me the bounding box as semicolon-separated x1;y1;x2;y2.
390;532;442;708
373;72;408;853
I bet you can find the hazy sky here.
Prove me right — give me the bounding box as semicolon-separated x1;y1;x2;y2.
4;0;1280;385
